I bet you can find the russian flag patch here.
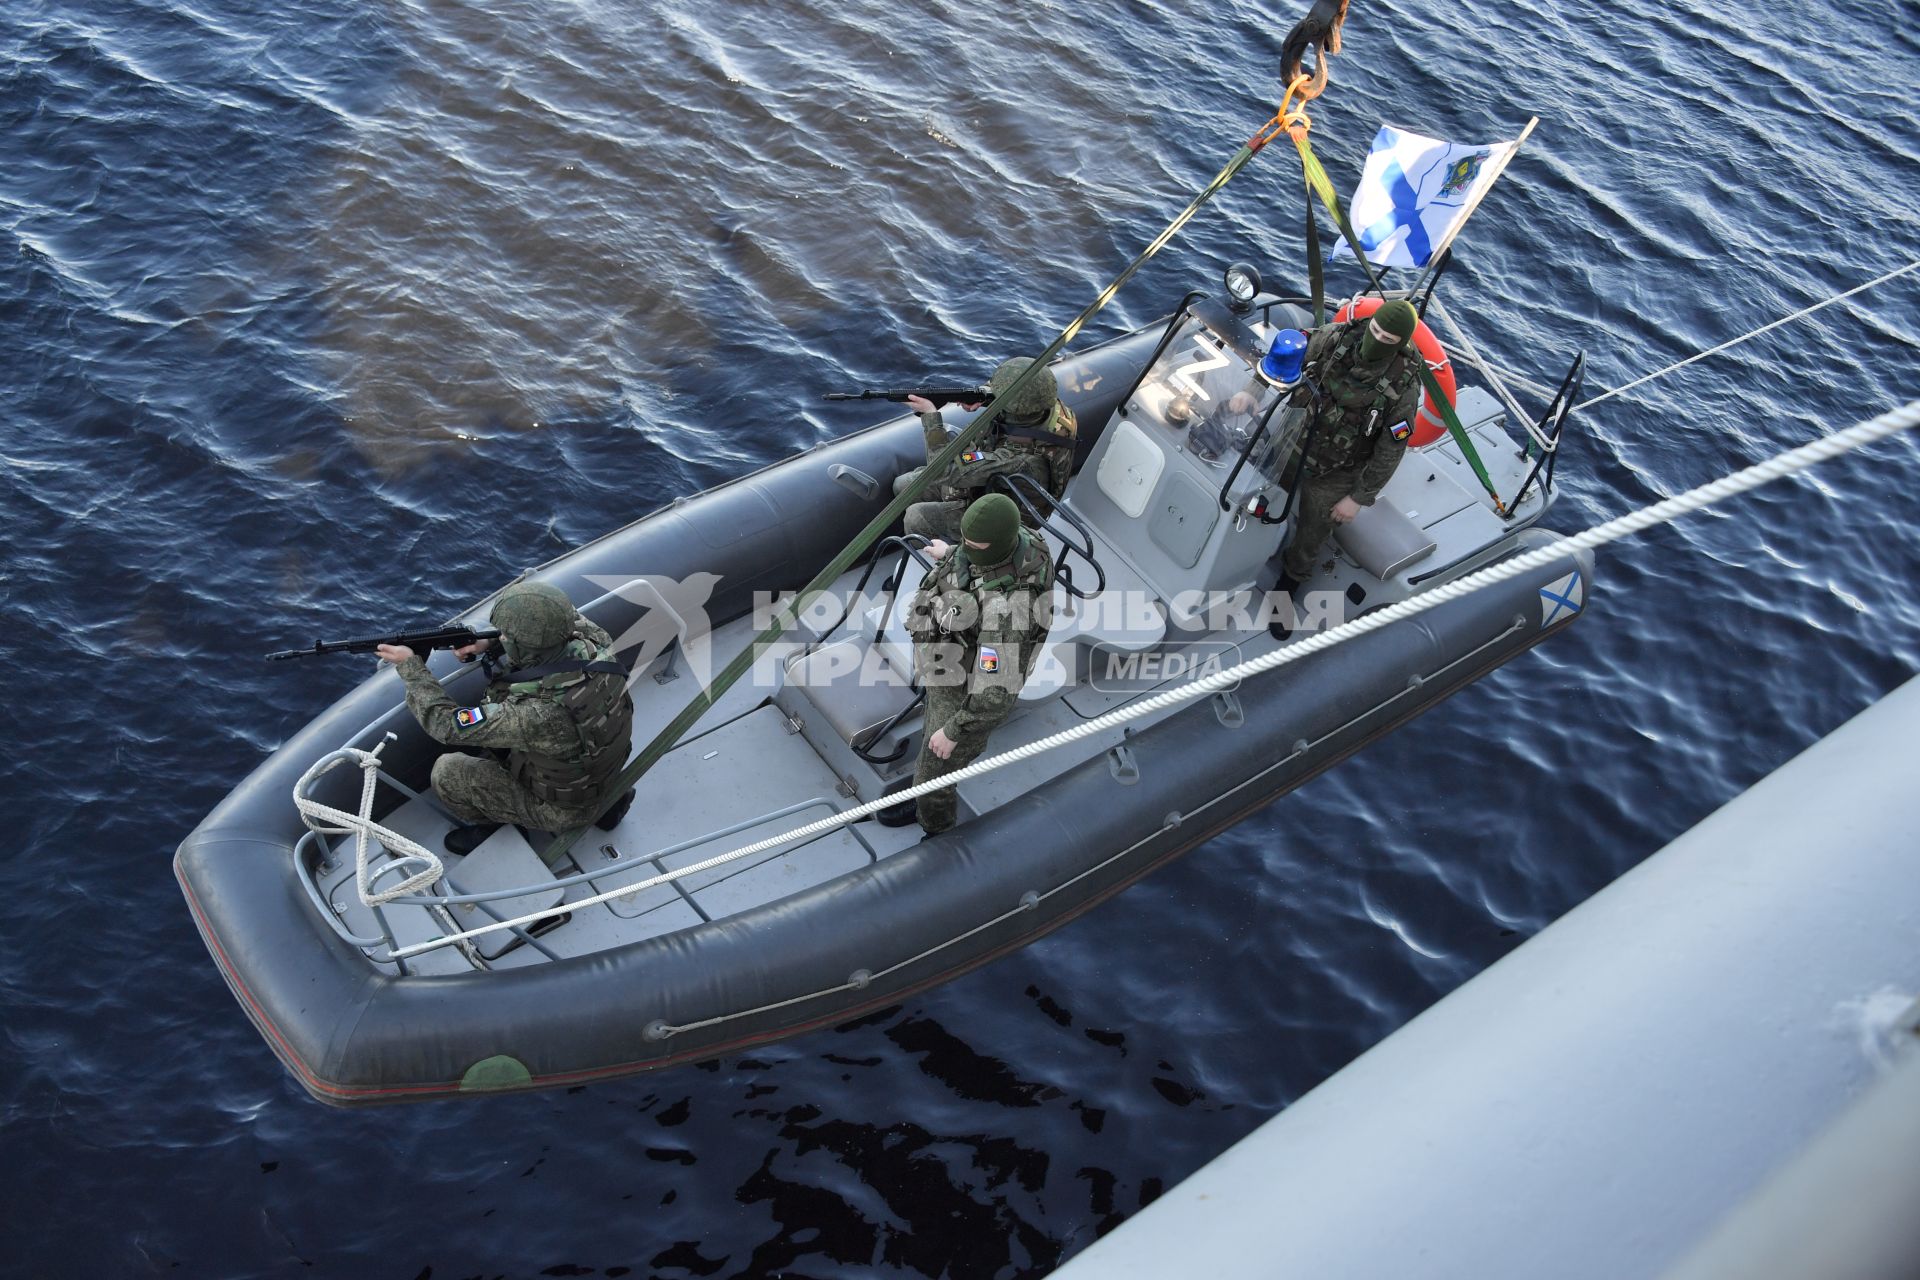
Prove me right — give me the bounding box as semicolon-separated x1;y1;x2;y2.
1391;420;1413;442
977;646;999;673
960;449;986;464
455;705;489;729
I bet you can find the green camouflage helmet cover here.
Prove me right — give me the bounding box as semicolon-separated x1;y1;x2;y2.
988;357;1059;428
490;580;576;666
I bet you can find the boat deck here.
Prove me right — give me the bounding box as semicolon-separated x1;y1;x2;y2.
309;385;1548;975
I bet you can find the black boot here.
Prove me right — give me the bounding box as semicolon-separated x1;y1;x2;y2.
1268;570;1304;641
875;798;920;828
594;788;636;831
443;823;501;855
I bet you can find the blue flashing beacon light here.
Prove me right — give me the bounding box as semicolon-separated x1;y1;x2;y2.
1261;329;1309;386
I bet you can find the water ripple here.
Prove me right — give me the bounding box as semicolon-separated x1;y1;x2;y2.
3;0;1918;1273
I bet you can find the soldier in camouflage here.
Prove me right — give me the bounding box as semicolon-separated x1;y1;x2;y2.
377;580;636;854
893;356;1078;544
890;493;1054;836
1276;299;1424;613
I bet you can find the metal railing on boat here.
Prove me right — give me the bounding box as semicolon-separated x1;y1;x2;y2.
293;748;848;973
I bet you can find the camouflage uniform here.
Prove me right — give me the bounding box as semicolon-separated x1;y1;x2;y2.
904;527;1055;834
396;605;634;832
1280;318;1423;582
895;357;1078;543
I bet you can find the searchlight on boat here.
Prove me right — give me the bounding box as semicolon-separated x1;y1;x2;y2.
1222;261;1261;312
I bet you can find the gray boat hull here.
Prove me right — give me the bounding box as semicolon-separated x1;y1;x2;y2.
176;331;1592;1105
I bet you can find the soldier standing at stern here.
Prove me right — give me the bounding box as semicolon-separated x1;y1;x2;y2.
888;493;1054;836
894;356;1078;544
376;581;635;854
1273;298;1424;635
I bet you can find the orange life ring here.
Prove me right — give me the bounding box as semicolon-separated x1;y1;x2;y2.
1332;296;1456;447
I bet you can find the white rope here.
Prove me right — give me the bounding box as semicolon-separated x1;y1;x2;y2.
389;396;1920;959
293;737;444;907
1577;260;1920;412
1424;297;1545;432
1474;363;1558;402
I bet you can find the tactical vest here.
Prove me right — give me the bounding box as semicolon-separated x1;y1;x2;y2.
910;531;1054;677
1294;321;1416;474
998;402;1079;499
497;630;635;809
927;403;1079;505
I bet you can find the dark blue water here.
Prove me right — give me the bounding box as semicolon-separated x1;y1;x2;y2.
4;0;1918;1274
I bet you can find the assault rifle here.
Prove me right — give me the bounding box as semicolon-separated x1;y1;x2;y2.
265;624;502;662
823;386;996;409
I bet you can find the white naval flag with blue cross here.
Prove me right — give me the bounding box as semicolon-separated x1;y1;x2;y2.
1332;125;1520;269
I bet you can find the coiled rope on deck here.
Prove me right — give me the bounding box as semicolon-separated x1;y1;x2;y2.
390;395;1920;959
293;736;444;906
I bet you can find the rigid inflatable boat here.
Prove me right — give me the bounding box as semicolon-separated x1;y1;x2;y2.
175;279;1591;1104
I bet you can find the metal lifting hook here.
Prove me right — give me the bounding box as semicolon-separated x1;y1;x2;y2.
1279;0;1351;102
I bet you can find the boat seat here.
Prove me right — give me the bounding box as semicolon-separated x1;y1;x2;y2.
782;637;917;748
1019;523;1167;701
867;556;927;686
1332;495;1437;580
441;825;565;961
